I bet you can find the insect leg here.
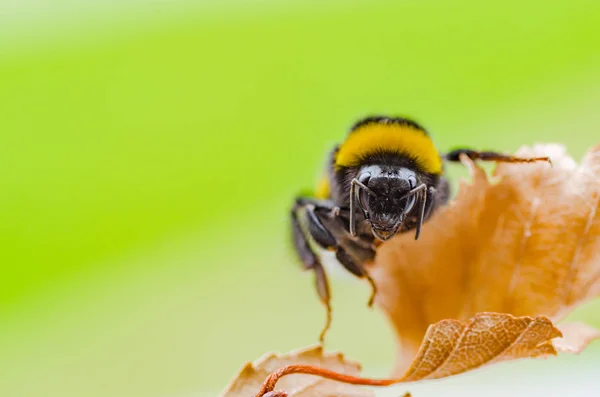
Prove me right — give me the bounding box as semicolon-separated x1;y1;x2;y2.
335;246;378;307
304;205;337;249
294;196;378;304
312;262;332;343
290;205;332;343
315;206;378;307
291;209;319;269
445;148;551;165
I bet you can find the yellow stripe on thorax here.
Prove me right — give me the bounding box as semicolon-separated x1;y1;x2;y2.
314;174;330;199
334;123;443;174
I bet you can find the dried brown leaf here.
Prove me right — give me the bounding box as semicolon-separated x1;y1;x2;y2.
400;313;561;381
246;313;585;396
371;144;600;374
220;345;374;397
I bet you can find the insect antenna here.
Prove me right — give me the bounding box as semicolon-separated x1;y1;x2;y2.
349;178;376;237
414;185;428;240
400;183;428;240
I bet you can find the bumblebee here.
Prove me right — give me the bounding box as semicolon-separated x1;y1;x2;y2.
291;116;550;341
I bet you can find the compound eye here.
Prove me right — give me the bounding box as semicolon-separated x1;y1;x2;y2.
358;172;371;185
356;172;371;212
358;188;369;212
403;194;416;214
408;175;417;189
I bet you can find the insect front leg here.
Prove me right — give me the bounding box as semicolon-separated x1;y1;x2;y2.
445;148;551;165
291;197;377;341
290;205;332;343
334;244;378;307
311;205;378;306
295;198;377;298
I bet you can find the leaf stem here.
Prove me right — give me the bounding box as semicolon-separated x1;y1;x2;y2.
255;364;402;396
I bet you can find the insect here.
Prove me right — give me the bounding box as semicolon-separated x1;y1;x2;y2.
290;116;550;342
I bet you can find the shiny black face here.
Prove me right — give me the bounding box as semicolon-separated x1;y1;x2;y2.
356;165;419;240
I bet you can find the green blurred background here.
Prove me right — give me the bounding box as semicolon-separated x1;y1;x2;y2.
1;1;600;396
